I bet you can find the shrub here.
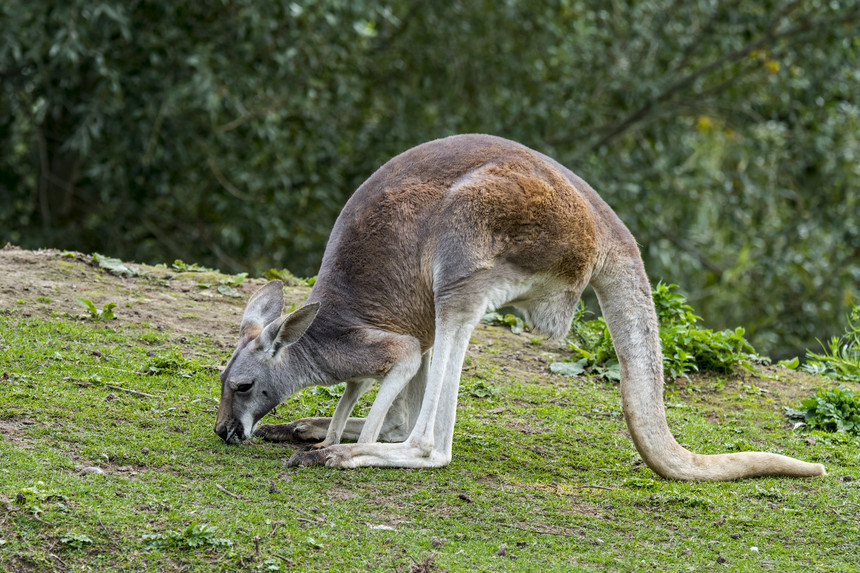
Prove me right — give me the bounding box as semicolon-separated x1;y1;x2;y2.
566;283;759;380
802;305;860;383
785;386;860;435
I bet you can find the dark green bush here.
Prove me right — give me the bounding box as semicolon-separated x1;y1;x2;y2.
785;386;860;435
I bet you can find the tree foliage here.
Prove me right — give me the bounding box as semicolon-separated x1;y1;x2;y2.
1;0;858;355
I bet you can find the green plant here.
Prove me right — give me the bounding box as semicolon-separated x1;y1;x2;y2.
14;482;68;518
93;253;142;278
216;272;248;298
263;268;309;287
171;260;217;273
310;382;347;399
144;349;198;377
566;284;758;380
459;379;499;400
482;312;526;334
785;386;860;435
75;297;116;321
60;532;94;550
802;305;860;383
141;523;233;550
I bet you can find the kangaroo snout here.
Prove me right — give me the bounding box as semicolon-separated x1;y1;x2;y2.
214;420;245;444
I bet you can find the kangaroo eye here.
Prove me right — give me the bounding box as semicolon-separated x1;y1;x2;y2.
236;382;254;393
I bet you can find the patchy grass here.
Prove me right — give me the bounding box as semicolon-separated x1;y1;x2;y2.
1;249;859;571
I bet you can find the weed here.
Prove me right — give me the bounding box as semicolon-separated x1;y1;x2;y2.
263;268;308;287
217;272;248;297
459;378;499;399
549;359;587;376
59;532;94;550
802;304;860;382
785;385;860;435
93;253;142;278
566;283;759;380
14;482;68;518
145;348;198;377
310;382;347;399
75;297;116;321
171;259;217;273
141;522;233;550
482;311;526;334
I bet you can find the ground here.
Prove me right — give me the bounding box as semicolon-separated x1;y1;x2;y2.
0;245;858;572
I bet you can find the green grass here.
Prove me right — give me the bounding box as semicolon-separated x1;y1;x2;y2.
1;307;859;572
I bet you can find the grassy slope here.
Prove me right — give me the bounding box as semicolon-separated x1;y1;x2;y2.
0;251;858;572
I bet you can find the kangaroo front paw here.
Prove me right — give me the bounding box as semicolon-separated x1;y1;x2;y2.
254;421;315;443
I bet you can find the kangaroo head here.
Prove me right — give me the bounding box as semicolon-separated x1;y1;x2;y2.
214;280;320;444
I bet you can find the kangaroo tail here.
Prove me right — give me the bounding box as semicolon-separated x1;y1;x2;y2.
590;246;825;481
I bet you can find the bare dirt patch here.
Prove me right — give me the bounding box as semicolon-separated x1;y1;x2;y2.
0;245;310;348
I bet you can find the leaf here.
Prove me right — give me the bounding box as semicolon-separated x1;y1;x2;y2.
92;253;139;277
220;272;248;286
217;285;241;298
75;297;98;315
778;357;800;369
549;360;586;376
596;360;621;382
101;302;116;320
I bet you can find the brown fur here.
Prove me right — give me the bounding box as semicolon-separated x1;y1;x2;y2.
303;135;604;354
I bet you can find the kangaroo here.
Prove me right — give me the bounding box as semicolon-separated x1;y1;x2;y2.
215;134;825;481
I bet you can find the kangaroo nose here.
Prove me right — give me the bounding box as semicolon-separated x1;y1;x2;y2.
214;423;229;442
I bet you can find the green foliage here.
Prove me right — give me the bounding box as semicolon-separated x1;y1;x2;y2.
216;272;247;298
59;532;94;550
310;382;346;399
172;260;216;273
14;482;69;518
74;297;116;321
567;284;758;380
481;311;526;334
802;305;860;383
785;386;860;435
144;348;198;377
141;523;233;550
263;268;311;287
92;253;142;278
778;357;801;370
549;360;587;377
459;379;499;400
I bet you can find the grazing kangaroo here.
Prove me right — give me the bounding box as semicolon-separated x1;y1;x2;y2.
215;134;825;481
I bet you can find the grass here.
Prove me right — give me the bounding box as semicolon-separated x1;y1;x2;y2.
1;278;860;571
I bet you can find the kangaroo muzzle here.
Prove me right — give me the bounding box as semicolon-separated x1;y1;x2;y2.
214;419;246;444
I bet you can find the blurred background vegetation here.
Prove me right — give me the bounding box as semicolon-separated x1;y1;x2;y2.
1;0;858;357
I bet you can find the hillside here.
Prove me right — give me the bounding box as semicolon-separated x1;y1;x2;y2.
1;245;857;572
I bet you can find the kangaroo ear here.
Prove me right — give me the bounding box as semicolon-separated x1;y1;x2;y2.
260;302;321;355
239;281;285;340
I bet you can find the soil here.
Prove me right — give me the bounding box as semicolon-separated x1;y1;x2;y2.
0;244;309;350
